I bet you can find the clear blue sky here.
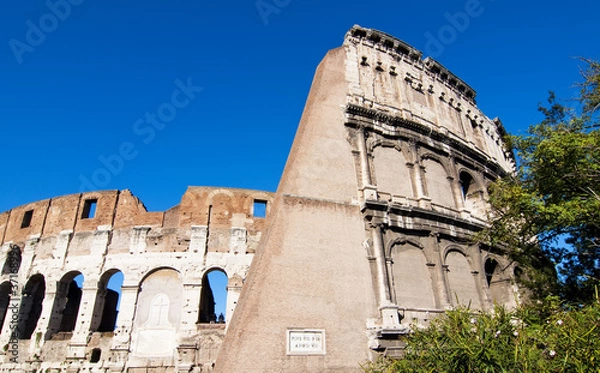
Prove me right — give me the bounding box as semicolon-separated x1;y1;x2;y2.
1;0;598;213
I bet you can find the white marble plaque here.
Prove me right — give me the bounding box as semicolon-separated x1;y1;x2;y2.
287;329;326;355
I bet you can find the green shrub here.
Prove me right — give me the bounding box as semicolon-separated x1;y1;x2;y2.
363;297;599;373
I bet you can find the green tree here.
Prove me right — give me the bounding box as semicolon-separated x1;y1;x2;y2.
484;59;600;303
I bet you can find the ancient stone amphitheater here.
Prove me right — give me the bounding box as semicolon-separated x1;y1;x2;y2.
0;26;517;373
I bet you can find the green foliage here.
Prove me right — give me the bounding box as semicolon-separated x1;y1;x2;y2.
362;297;600;373
482;59;600;303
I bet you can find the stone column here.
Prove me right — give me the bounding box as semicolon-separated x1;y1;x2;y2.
357;128;377;200
371;225;400;327
110;282;138;350
67;278;99;359
357;128;372;187
432;234;451;308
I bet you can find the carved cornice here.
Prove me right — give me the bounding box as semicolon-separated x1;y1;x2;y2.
346;25;477;104
361;199;485;241
345;104;509;178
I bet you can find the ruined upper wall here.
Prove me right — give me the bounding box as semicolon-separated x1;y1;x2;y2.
0;187;274;250
344;25;513;174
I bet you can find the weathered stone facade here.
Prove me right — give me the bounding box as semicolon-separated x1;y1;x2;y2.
216;26;517;372
0;187;273;372
0;26;517;372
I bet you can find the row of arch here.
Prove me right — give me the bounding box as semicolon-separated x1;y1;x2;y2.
0;267;229;341
370;143;488;215
388;240;516;310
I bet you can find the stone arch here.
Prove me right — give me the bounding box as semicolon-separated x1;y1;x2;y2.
371;144;413;199
483;256;516;305
0;281;12;333
91;269;124;332
386;236;424;257
484;257;500;287
199;268;228;324
17;274;45;339
458;169;486;216
421;155;456;208
132;267;182;357
390;240;436;309
1;244;21;275
46;271;84;339
444;248;481;308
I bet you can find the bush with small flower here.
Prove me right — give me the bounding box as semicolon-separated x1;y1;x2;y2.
362;296;599;373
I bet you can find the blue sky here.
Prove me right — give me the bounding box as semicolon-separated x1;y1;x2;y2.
1;0;598;213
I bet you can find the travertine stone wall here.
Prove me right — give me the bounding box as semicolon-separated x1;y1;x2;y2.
216;26;518;373
0;187;273;373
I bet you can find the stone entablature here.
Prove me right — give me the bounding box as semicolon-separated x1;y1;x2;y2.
0;187;273;373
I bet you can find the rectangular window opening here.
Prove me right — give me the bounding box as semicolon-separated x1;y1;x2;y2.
82;199;98;219
21;210;33;229
253;200;267;218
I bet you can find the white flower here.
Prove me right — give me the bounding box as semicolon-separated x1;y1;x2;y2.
557;319;563;326
494;330;501;338
513;331;519;337
549;350;556;357
470;318;476;324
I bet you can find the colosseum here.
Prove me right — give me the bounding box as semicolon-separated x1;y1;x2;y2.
1;26;517;372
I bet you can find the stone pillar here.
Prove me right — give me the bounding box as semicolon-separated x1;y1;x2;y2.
30;278;56;355
432;234;451;308
357;128;377;200
229;228;247;254
67;279;99;359
52;230;72;261
19;235;40;283
471;247;489;310
190;225;208;254
129;226;150;254
225;276;243;324
371;225;400;327
110;282;137;346
91;225;112;256
357;128;372;187
180;282;201;331
108;283;138;372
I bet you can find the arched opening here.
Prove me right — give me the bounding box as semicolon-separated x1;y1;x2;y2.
0;282;12;333
372;146;413;199
132;268;182;357
17;274;45;339
459;171;486;217
198;269;228;324
514;267;523;278
46;272;83;339
390;243;436;309
2;244;21;275
91;270;123;332
90;348;101;363
459;172;473;201
445;250;481;309
485;258;499;287
485;257;512;304
422;158;455;208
